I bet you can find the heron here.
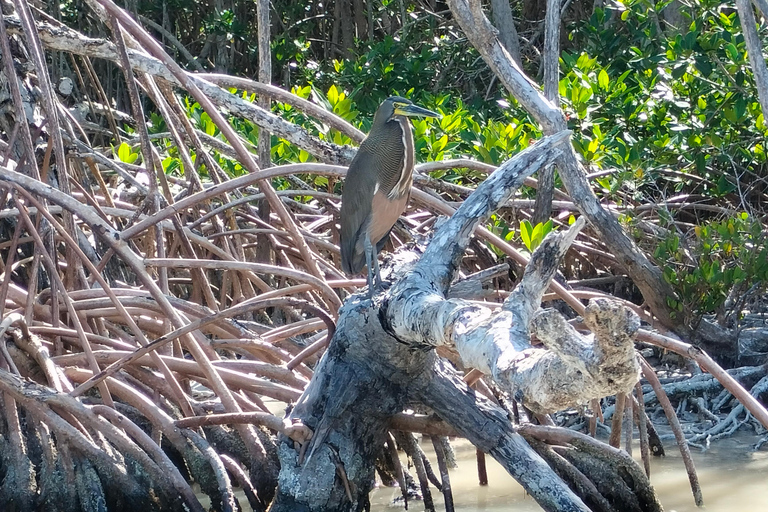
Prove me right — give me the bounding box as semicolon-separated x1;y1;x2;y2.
340;96;440;295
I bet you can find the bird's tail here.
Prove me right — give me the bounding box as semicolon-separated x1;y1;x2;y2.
340;231;391;276
340;234;366;276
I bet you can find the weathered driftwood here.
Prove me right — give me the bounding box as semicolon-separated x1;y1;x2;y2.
272;133;656;511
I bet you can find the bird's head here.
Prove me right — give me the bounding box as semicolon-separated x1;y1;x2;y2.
374;96;441;124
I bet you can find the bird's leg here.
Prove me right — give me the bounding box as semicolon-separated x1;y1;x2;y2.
363;235;376;297
372;250;383;290
363;235;384;297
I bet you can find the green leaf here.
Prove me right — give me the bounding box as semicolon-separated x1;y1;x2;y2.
520;220;533;251
117;142;132;163
598;69;609;91
531;222;543;248
542;219;554;237
433;134;448;153
726;43;739;62
327;84;339;106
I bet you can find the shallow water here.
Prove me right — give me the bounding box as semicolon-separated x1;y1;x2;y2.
368;436;768;511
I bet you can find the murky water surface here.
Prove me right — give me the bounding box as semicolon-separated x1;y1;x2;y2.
369;436;768;511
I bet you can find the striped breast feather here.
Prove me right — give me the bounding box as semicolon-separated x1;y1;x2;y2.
369;120;408;198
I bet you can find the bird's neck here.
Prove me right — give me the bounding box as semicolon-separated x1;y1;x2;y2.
388;117;414;200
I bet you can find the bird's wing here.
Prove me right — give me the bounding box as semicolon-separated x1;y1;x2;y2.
340;142;378;275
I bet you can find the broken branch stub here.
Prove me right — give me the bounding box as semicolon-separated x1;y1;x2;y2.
506;299;641;413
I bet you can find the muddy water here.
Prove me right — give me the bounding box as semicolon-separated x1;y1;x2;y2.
369;436;768;511
196;433;768;510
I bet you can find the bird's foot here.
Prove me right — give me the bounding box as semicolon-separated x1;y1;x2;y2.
366;279;391;299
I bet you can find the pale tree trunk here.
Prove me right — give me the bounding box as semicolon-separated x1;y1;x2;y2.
532;0;560;225
489;0;522;68
271;133;659;511
256;0;274;267
735;0;768;121
753;0;768;20
661;0;687;34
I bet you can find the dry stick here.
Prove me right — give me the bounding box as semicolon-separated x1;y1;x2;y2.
13;0;67;187
623;391;634;455
141;77;219;312
532;0;561;225
93;0;327;288
608;393;625;449
58;351;302;402
398;432;436;512
262;318;325;343
638;329;768;430
80;56;123;146
386;433;409;510
105;13;157;200
211;335;299;364
190;190;339;230
1;164;269;465
16;187;194;416
4;313;69;392
15;198;115;407
14;0;79;291
634;382;651;478
145;257;341;310
255;0;274;278
175;411;284;431
154;80;204;192
0;12;41;181
431;435;456;512
0;216;24;320
71;296;330;397
476;448;488;486
91;405;206;512
24;255;40;326
639;356;703;507
589;399;600;437
220;454;264;512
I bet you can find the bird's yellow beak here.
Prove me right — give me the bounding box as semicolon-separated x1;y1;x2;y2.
393;102;441;119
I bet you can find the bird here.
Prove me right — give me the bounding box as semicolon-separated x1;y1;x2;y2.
340;96;440;295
